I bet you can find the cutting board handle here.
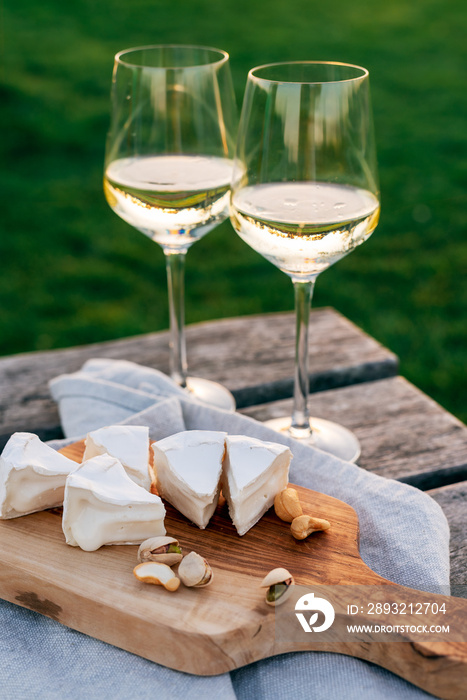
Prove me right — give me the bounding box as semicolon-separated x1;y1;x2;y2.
276;579;467;700
10;447;462;699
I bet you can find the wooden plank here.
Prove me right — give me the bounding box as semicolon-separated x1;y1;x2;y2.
0;309;397;448
428;482;467;598
242;379;467;598
241;376;467;488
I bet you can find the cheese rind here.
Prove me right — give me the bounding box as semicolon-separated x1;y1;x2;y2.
62;453;165;551
222;435;292;536
0;432;78;519
153;430;227;529
83;425;151;490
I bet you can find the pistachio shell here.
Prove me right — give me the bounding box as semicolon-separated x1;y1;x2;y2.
265;582;293;606
178;551;213;588
260;567;294;588
260;567;294;607
137;536;183;565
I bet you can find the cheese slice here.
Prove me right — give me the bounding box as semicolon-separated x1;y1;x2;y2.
83;425;150;490
222;435;292;536
62;453;165;551
153;430;226;529
0;432;78;519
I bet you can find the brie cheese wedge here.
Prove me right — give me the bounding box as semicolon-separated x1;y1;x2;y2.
222;435;292;536
153;430;226;529
83;425;150;490
0;432;78;519
62;453;165;551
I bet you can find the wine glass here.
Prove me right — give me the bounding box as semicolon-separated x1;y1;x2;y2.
104;45;238;410
230;61;380;461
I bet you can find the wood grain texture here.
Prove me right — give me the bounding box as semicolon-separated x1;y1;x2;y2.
0;441;465;699
429;482;467;599
0;483;376;671
0;309;397;449
242;379;467;597
242;376;467;488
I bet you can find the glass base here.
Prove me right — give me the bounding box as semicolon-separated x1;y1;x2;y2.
185;376;236;412
264;416;361;463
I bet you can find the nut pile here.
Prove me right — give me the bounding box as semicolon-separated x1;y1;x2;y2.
133;536;213;592
133;488;331;606
258;489;332;606
274;487;331;539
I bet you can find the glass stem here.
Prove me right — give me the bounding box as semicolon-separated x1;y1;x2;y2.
290;279;315;438
165;250;188;388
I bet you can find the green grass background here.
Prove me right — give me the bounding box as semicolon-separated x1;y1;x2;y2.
2;0;467;423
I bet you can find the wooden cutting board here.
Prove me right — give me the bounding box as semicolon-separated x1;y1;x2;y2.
0;440;465;700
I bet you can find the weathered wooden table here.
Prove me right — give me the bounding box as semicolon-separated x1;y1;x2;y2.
0;308;465;596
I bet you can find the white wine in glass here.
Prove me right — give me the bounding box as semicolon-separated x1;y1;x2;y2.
104;45;238;410
230;62;380;461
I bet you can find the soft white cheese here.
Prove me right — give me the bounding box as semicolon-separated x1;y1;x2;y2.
83;425;150;490
222;435;292;536
0;432;78;519
62;453;165;551
152;430;227;529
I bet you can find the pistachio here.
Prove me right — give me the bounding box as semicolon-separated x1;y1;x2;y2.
274;488;303;523
260;567;294;606
178;551;213;588
133;562;180;591
290;514;331;540
137;536;183;565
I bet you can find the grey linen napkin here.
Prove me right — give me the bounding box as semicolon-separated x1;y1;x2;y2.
0;359;448;700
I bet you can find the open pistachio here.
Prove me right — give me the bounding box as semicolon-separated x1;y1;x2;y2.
260;567;294;606
290;514;331;540
178;551;213;588
137;536;183;565
133;562;180;591
274;488;303;523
